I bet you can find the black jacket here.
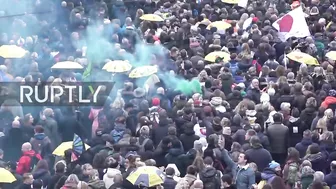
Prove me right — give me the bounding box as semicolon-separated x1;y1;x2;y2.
245;145;272;171
266;122;289;154
179;129;200;152
162;176;177;189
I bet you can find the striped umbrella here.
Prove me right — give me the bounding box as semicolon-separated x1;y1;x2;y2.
127;166;165;187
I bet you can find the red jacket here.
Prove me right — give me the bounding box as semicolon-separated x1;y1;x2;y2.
16;150;42;175
321;96;336;108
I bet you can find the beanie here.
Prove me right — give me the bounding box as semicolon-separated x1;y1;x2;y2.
269;160;280;170
152;98;160;106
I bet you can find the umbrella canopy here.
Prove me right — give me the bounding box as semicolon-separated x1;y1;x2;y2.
0;168;16;183
206;21;231;31
221;0;240;4
102;60;132;73
127;166;165;187
129;65;158;78
326;51;336;61
287;51;319;65
0;45;27;58
205;51;230;63
51;61;84;70
140;14;164;22
53;141;90;156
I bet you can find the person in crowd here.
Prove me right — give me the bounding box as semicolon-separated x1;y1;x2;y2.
266;113;289;165
222;149;255;189
245;135;272;171
296;130;316;158
48;160;66;189
18;173;34;189
32;159;51;188
325;161;336;187
162;167;177;189
16;142;42;175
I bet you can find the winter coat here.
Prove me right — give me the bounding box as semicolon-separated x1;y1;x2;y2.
16;150;42;175
320;140;336;155
266;122;289;154
162;176;177;189
222;150;255;189
246;87;261;104
33;169;51;188
41;117;61;149
165;148;184;165
179;129;200;152
245;144;272;171
287;116;303;147
296;138;316;158
260;168;278;184
300;107;317;131
88;179;106;189
152;118;171;147
293;93;307;112
30;133;52;158
325;170;336;188
3;128;26;162
48;173;64;189
301;174;314;189
59;114;86;142
199;166;221;189
304;152;327;173
103;168;122;188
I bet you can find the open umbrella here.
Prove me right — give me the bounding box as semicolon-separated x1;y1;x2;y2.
326;51;336;61
287;51;319;65
206;21;231;31
129;65;158;78
205;51;230;63
53;141;90;156
140;14;164;22
51;61;84;70
0;168;16;183
221;0;240;4
71;134;86;162
127;166;165;187
102;60;132;73
0;45;27;58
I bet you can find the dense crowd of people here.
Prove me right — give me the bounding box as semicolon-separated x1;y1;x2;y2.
2;0;336;188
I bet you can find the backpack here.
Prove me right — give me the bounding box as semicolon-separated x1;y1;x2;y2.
229;62;239;76
110;129;125;143
149;107;162;128
201;170;221;189
30;137;49;157
28;155;39;171
138;138;150;152
286;162;299;185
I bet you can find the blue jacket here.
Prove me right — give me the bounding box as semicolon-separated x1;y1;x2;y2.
222;150;255;189
325;170;336;187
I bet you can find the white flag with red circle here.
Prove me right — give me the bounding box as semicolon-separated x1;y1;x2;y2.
272;6;311;42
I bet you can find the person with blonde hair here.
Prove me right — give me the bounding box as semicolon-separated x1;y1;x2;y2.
316;109;333;133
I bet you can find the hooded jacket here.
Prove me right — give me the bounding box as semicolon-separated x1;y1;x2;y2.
16;150;42;175
295;138;316;158
199;166;221;189
103;168;121;188
245;143;272;171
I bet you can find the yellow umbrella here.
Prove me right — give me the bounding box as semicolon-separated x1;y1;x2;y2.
287;51;319;65
222;0;240;4
129;65;158;78
127;166;165;187
196;19;211;27
53;141;90;156
102;60;132;73
51;61;84;70
0;45;27;58
0;168;16;183
326;51;336;61
206;21;231;30
205;51;230;63
140;14;164;22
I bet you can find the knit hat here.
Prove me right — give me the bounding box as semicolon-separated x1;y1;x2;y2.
329;89;336;97
269;161;280;170
152;98;160;106
301;166;315;177
194;140;203;152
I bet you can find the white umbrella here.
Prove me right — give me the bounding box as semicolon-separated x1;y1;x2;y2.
51;61;84;70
